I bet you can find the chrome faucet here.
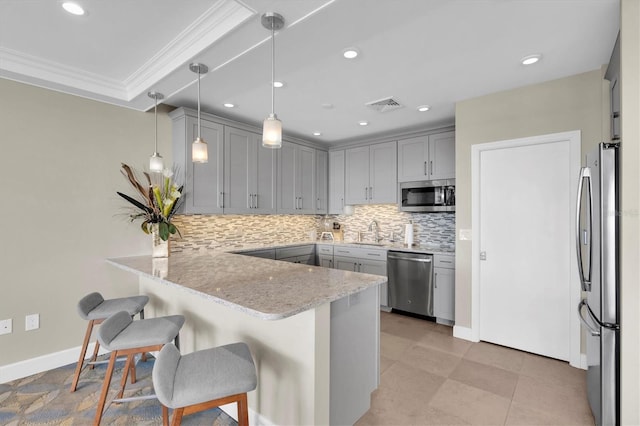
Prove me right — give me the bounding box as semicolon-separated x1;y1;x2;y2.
368;220;380;242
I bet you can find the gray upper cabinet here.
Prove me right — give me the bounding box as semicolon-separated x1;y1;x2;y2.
316;150;328;214
397;131;455;182
345;141;397;205
223;127;276;214
369;141;397;203
328;150;345;214
277;142;316;214
172;113;224;214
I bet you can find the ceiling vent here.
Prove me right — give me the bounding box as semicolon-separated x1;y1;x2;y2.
365;96;404;113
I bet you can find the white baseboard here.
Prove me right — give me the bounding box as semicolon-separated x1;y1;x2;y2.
453;325;479;342
221;403;274;426
0;343;108;384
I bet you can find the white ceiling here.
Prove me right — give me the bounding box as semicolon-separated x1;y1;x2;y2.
0;0;620;146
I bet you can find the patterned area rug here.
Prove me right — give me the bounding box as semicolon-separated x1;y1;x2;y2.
0;355;236;425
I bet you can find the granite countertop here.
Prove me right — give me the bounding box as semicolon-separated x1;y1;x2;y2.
107;251;386;321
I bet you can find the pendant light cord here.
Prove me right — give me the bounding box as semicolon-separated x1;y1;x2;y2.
154;96;158;153
271;24;275;115
197;70;202;139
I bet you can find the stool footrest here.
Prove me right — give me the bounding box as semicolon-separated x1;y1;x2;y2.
112;394;157;403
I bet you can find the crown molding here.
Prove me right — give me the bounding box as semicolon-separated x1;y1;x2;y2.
124;0;254;99
0;0;254;104
0;47;127;99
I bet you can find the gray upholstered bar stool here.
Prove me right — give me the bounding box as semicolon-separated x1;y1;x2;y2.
153;342;257;426
70;292;149;392
94;310;185;425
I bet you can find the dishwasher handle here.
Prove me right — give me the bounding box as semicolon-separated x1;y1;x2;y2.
387;254;432;263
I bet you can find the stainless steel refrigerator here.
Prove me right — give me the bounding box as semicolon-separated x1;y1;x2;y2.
576;142;620;426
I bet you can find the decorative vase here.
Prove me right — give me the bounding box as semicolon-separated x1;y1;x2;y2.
151;223;169;258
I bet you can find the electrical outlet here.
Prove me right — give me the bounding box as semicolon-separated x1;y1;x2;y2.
25;314;39;331
0;319;12;335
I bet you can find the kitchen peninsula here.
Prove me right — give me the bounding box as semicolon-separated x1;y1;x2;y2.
107;250;385;425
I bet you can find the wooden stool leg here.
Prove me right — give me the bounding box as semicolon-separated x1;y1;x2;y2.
116;354;134;400
162;405;169;426
94;351;118;426
170;407;185;426
237;393;249;426
130;355;137;384
70;320;94;392
139;309;148;363
88;340;101;370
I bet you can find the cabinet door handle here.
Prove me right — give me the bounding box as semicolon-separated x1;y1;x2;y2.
353;262;357;271
299;196;303;209
364;187;368;200
424;161;427;175
220;192;224;208
317;198;320;210
430;160;433;176
435;272;438;288
369;186;373;200
254;194;258;209
249;194;253;209
341;197;344;207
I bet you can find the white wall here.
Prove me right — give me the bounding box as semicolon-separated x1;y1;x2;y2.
0;79;172;366
454;69;606;329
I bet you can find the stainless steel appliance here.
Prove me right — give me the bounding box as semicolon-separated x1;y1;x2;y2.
576;142;620;426
399;179;455;212
387;251;433;316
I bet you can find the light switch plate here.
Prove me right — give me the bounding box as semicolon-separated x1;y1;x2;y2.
0;318;12;335
459;229;472;241
25;314;40;331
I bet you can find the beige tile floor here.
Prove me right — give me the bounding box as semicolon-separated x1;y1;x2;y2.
355;311;595;426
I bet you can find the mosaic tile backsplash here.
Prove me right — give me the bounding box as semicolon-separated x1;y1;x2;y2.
171;204;455;252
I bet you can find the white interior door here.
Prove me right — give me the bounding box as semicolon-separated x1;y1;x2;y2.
478;139;574;361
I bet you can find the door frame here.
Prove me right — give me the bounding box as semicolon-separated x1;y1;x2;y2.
471;130;583;368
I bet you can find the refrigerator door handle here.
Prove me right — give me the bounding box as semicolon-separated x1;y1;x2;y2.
576;166;593;292
578;299;601;336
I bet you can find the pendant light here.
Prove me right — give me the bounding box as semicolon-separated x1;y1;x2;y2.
190;62;209;163
147;91;164;173
261;12;285;149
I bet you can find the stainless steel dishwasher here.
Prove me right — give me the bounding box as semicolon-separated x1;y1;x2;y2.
387;251;433;316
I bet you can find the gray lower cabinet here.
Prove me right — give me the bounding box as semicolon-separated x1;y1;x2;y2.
333;246;388;307
318;255;334;268
316;244;334;268
433;254;455;324
328;150;345;214
239;248;276;259
275;245;316;265
172;112;225;214
277;142;316;214
223;127;276;214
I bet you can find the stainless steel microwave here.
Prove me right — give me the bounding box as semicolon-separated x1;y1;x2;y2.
399;179;455;212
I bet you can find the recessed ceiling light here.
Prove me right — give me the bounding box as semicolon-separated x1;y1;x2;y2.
321;103;334;109
343;48;359;59
313;131;322;136
62;2;85;15
417;105;431;112
223;103;235;108
521;54;541;65
358;121;369;126
273;81;284;88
